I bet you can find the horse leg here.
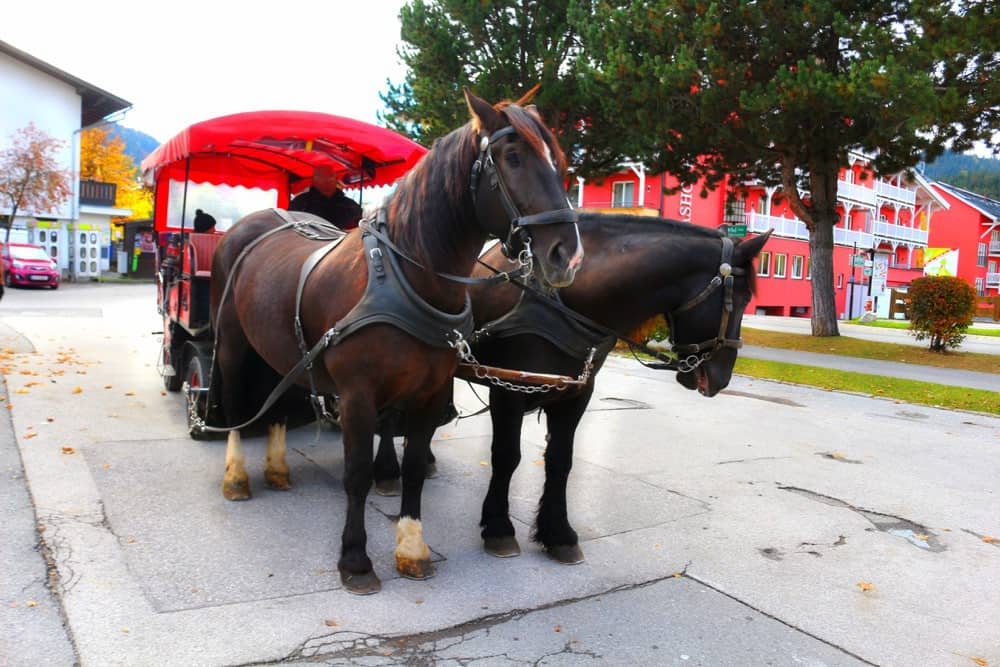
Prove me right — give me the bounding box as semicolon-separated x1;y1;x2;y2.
219;330;252;501
222;430;252;500
336;392;380;595
534;392;590;565
394;392;449;580
373;412;402;497
480;388;526;558
264;420;290;490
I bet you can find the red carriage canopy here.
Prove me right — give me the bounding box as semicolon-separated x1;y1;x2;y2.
141;111;427;232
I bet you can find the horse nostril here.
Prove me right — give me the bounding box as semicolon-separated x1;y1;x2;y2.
549;241;567;266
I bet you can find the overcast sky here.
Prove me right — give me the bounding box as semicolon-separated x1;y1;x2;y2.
3;0;408;142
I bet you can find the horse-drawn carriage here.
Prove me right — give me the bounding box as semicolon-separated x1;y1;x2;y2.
141;95;767;593
141;111;427;434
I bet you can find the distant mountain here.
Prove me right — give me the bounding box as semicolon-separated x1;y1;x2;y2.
924;150;1000;199
109;124;160;170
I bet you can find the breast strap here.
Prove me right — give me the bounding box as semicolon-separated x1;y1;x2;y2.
321;224;475;349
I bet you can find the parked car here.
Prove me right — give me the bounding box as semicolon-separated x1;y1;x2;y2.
2;243;60;289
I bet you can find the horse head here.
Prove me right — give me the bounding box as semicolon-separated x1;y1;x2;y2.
669;231;771;397
465;89;583;288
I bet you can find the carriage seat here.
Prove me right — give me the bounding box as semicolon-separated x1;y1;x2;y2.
184;232;224;278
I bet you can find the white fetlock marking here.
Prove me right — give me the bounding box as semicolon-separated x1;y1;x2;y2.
265;423;288;473
395;517;430;561
225;431;245;473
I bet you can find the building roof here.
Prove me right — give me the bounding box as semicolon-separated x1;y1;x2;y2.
933;181;1000;222
0;40;131;128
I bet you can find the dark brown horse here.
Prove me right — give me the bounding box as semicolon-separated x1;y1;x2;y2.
374;213;769;563
209;91;583;594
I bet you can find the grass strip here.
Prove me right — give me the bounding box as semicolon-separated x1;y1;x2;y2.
847;319;1000;337
734;357;1000;415
742;327;1000;374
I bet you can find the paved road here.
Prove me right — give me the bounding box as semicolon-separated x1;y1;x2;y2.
1;284;998;666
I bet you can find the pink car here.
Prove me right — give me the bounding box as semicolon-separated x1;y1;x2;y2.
2;243;60;289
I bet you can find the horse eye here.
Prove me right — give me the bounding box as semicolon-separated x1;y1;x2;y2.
504;151;521;168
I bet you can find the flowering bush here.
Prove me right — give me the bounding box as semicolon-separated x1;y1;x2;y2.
907;276;977;351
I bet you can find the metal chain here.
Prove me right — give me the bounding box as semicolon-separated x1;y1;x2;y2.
449;331;595;395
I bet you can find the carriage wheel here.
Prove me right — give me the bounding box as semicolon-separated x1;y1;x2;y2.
184;352;211;440
162;337;182;392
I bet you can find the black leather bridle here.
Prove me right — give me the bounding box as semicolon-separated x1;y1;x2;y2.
469;125;579;259
665;236;745;371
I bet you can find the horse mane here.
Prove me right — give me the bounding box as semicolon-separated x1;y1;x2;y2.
387;101;567;271
578;212;757;294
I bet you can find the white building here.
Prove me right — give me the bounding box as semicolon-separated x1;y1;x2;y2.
0;40;132;279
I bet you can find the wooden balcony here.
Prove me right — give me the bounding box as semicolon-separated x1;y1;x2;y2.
79;180;117;207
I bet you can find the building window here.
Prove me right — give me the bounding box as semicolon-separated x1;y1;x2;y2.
978;243;988;267
612;181;634;208
791;255;804;279
806;257;811;280
774;253;787;278
757;197;767;214
837;273;844;289
757;251;771;277
975;277;984;296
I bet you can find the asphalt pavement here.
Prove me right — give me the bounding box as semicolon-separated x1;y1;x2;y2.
1;285;998;667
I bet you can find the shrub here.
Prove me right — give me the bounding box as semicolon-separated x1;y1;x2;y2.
616;314;670;351
907;276;977;351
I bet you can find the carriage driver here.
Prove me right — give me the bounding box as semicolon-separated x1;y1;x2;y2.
288;164;363;230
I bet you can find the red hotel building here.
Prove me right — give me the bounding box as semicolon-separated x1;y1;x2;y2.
571;152;950;319
927;182;1000;297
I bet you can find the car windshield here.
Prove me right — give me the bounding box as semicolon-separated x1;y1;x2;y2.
10;246;51;261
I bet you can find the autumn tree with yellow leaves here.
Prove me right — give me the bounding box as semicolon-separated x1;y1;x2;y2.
80;126;152;220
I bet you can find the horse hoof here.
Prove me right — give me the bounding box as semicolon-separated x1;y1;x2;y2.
373;479;402;497
425;462;439;479
396;557;436;580
340;570;382;595
222;480;251;501
484;536;521;558
265;472;291;490
546;544;585;565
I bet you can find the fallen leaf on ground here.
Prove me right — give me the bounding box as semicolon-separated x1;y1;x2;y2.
914;534;929;541
554;624;562;633
61;447;75;455
46;417;54;422
104;385;113;390
26;600;38;607
533;459;544;465
71;387;82;394
24;433;37;439
982;536;998;544
124;391;135;396
324;619;338;627
14;388;29;394
856;581;875;592
479;461;489;466
970;657;988;667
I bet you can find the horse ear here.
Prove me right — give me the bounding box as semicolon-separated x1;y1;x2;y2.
734;229;772;262
515;83;541;106
464;88;503;134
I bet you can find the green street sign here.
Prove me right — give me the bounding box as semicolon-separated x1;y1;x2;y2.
852;255;866;267
863;267;872;277
726;224;747;237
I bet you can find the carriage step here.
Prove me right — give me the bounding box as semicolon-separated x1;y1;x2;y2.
162;364;177;377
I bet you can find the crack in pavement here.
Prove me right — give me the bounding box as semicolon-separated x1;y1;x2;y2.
779;486;946;553
239;572;701;665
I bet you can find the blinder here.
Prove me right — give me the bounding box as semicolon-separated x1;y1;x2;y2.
667;236;745;371
469;125;579;260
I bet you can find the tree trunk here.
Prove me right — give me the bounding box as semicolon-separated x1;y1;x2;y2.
807;159;842;337
808;217;840;336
